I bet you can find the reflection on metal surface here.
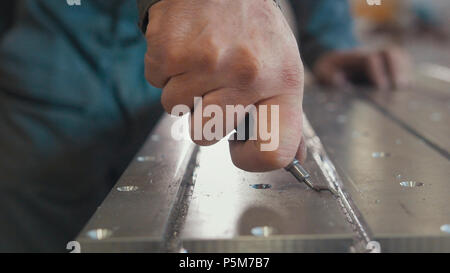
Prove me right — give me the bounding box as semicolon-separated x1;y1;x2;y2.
419;63;450;84
337;115;347;124
151;135;161;142
351;131;369;139
441;225;450;234
86;229;113;240
179;248;189;253
430;112;442;122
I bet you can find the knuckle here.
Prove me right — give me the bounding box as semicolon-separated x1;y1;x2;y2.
160;89;176;114
280;63;303;89
165;46;182;63
163;45;186;73
197;38;219;71
144;72;158;88
230;46;260;87
144;54;164;88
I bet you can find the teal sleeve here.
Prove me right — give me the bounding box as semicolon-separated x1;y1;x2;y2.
289;0;358;69
0;2;17;39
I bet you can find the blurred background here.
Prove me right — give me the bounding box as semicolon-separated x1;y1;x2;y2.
352;0;449;42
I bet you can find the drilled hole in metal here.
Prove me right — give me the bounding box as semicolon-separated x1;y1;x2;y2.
251;226;275;237
86;229;113;240
250;184;272;190
117;186;139;192
137;156;156;162
400;181;424;188
372;152;391;158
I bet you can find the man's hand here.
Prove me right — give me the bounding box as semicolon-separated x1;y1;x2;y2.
144;0;305;172
313;47;410;89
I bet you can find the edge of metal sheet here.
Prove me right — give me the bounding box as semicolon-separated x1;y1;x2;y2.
76;115;199;253
182;234;354;253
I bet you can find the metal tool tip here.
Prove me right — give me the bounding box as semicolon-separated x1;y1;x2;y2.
302;176;318;191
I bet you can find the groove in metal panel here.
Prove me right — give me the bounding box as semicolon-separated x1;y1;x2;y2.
303;117;376;252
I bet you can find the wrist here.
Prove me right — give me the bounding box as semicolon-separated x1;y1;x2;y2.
139;0;281;34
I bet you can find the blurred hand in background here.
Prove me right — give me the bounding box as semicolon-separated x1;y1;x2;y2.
312;46;411;90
